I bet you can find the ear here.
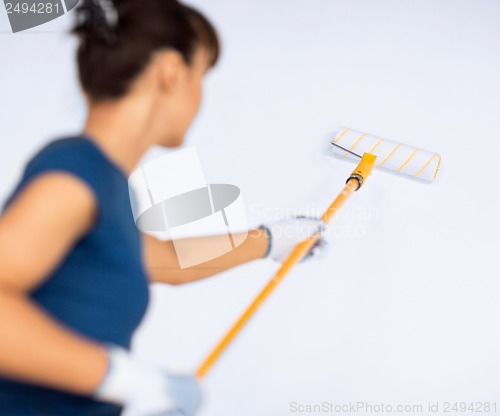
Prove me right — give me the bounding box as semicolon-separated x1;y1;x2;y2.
156;50;184;92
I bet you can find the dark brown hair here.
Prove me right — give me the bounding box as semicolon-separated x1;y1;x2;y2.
72;0;220;101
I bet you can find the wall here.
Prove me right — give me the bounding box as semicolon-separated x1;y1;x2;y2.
1;1;499;415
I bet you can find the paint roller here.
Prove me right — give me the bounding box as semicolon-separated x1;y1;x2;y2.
331;126;442;181
195;128;441;379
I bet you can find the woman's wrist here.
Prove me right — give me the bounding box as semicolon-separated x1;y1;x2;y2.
247;227;271;259
258;225;272;258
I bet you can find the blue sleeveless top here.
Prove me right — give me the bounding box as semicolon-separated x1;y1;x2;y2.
0;136;150;415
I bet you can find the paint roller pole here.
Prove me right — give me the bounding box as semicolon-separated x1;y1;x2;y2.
196;153;377;379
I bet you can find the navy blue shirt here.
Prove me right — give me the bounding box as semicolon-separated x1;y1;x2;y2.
0;136;150;415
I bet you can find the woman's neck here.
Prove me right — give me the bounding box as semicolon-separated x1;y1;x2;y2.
83;95;159;176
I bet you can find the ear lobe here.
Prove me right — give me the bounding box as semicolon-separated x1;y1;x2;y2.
157;50;183;91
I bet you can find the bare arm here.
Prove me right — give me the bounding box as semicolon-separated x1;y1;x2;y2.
0;173;108;395
143;229;269;285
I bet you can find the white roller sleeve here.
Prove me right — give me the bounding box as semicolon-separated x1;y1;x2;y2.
331;127;441;181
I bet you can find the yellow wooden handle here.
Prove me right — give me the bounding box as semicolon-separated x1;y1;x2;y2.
196;153;377;379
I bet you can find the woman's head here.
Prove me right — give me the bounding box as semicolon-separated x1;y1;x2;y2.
72;0;220;146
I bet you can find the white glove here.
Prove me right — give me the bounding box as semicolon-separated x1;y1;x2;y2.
261;216;327;263
94;346;201;416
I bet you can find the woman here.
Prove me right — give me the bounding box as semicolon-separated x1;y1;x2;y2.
0;0;324;415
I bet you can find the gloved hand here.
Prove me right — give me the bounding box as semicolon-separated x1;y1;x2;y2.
261;216;327;263
94;346;201;416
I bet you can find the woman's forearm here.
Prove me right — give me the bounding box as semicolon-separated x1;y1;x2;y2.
146;228;269;285
0;289;108;395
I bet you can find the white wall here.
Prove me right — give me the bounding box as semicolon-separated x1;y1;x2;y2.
1;1;499;415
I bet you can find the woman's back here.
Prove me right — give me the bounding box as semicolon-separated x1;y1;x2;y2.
0;136;150;415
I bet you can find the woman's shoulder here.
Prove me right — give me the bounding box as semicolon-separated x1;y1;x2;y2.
27;136;113;173
26;135;126;183
4;135;126;214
